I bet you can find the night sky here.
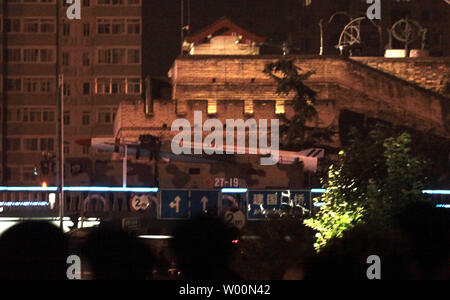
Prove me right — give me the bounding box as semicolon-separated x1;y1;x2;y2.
143;0;299;77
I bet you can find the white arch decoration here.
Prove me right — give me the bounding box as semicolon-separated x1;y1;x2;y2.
81;194;110;212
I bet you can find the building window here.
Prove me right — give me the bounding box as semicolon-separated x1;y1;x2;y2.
62;52;70;66
112;49;126;64
63;23;70;36
127;78;141;94
244;100;254;115
6;138;21;152
24;49;39;62
208;100;217;115
97;17;141;35
82;53;91;66
82;112;90;125
7;108;22;122
83;23;90;36
83;83;90;95
96;78;110;94
40;18;55;33
111;78;125;94
7;49;21;62
64;111;71;126
5;19;21;33
97;107;117;124
64;143;70;155
22;78;53;93
98;49;111;64
24;138;38;152
40;49;54;62
98;48;139;65
112;19;125;34
6;79;22;92
29;109;42;122
176;100;187;115
127;19;141;34
96;78;140;95
82;145;90;155
43;109;55;122
275;100;285;115
23;18;39;33
97;18;111;34
40;138;54;152
127;49;140;64
63;83;71;96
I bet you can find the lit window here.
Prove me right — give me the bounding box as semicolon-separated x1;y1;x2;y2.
275;101;285;115
176;100;187;115
245;100;254;115
208;100;217;115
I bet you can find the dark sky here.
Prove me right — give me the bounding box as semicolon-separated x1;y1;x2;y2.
143;0;300;77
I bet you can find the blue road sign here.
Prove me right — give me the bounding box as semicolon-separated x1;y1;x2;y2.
160;190;189;219
248;191;280;219
248;190;311;220
288;190;311;211
190;190;219;216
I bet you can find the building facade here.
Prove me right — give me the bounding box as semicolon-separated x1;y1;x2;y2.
0;0;142;186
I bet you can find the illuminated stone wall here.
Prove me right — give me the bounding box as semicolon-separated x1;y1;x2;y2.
111;55;449;189
352;57;450;96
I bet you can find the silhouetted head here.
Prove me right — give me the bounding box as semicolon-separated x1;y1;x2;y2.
302;201;450;280
81;226;154;280
392;201;450;279
171;214;239;280
0;221;69;280
303;223;416;280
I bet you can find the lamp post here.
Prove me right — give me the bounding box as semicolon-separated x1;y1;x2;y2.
56;1;64;230
58;74;65;230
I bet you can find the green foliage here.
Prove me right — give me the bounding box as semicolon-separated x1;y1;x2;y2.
304;129;429;251
304;160;366;251
263;59;334;150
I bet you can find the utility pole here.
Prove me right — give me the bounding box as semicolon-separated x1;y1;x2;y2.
1;0;9;185
122;142;127;188
319;19;324;55
56;1;64;230
58;74;65;230
180;0;184;55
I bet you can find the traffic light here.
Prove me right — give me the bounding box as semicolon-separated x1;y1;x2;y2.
40;161;50;175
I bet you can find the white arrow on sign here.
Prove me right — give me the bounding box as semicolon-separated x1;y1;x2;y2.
201;196;208;211
169;196;181;213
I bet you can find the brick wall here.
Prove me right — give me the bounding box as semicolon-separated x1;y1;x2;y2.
110;55;449;189
352;57;450;96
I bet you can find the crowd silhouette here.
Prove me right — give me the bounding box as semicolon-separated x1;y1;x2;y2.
0;202;448;280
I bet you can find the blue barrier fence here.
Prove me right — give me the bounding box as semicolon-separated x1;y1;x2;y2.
0;187;448;219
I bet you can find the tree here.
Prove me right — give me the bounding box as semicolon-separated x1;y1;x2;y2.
263;59;334;150
304;128;430;251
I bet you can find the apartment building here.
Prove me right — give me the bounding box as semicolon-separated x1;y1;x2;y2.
0;0;142;186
